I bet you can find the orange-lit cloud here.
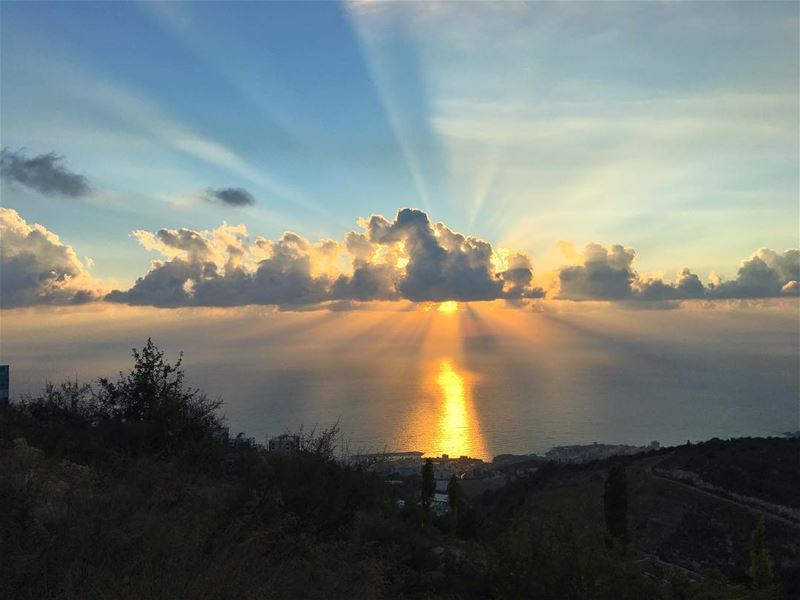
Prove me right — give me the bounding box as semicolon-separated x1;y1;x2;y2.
0;207;102;307
105;208;545;309
2;207;797;310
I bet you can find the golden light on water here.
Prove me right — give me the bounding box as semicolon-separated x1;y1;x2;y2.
429;358;487;458
437;359;468;434
437;301;458;314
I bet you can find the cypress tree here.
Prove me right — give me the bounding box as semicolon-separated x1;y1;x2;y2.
748;516;776;598
421;458;435;510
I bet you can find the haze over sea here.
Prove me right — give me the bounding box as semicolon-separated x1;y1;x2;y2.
3;302;797;460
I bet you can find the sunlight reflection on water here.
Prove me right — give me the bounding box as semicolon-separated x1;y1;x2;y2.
427;358;487;459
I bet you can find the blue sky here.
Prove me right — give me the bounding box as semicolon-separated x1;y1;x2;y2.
1;0;798;286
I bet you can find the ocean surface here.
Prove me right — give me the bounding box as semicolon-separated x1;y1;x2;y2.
2;303;798;459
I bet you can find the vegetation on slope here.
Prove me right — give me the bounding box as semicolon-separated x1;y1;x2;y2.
655;437;800;508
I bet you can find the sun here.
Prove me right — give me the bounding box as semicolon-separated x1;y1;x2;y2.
437;301;459;315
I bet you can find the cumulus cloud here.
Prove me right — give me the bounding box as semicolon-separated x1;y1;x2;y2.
4;205;795;310
204;187;256;207
636;269;706;302
707;249;799;299
557;243;637;301
107;213;800;309
363;208;544;302
106;225;339;308
0;208;101;307
107;208;545;308
557;243;799;303
0;148;90;198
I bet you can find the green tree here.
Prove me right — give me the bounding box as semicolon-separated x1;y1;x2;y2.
421;458;435;510
603;463;628;548
748;516;777;599
97;338;223;454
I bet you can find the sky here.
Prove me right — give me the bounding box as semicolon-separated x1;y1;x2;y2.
1;0;798;312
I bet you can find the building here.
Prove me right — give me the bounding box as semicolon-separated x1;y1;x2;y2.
268;434;300;453
0;365;8;405
545;442;652;464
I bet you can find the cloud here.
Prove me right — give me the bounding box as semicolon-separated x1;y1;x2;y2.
106;225;336;308
707;249;799;299
0;208;101;307
4;206;795;310
204;187;256;207
636;269;706;302
0;148;90;198
557;243;637;301
363;208;544;302
107;208;545;308
557;243;799;303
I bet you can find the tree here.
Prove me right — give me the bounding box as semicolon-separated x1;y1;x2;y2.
603;463;628;548
447;474;462;521
97;339;223;454
21;379;96;424
299;421;341;461
16;379;101;459
421;458;435;510
748;516;777;599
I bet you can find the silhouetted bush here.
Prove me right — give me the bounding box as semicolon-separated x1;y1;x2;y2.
97;339;224;457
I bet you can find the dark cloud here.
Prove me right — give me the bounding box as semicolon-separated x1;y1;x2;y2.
707;249;799;299
155;228;214;258
205;187;256;207
105;258;203;308
0;208;100;307
0;148;90;198
498;253;546;299
636;269;706;302
558;244;799;304
557;244;637;301
363;208;544;302
331;263;400;302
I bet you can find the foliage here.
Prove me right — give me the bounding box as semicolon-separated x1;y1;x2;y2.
656;437;800;508
299;421;343;461
486;508;657;600
604;463;629;548
97;338;224;456
748;517;778;599
447;474;462;524
421;457;435;509
13;379;103;460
